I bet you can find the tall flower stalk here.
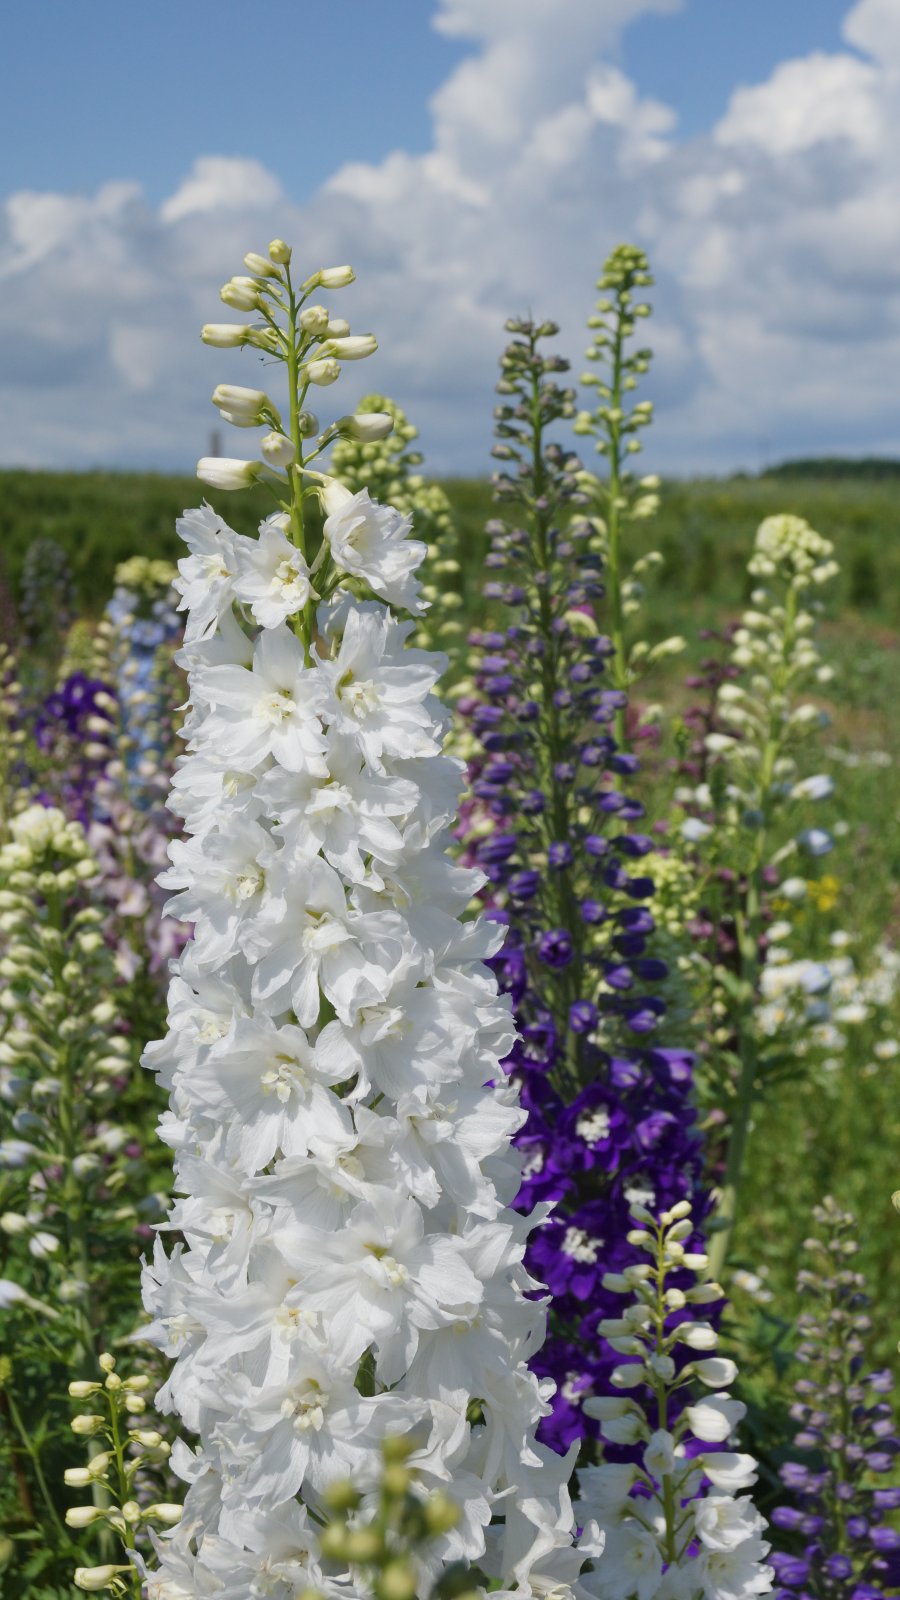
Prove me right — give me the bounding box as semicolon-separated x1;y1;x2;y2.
140;243;592;1596
575;245;684;748
770;1198;900;1600
672;516;838;1277
458;318;710;1452
0;806;155;1591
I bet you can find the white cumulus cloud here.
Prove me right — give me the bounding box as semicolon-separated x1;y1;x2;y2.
0;0;898;476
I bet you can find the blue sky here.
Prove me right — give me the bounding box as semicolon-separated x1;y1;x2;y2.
0;0;855;200
0;0;897;475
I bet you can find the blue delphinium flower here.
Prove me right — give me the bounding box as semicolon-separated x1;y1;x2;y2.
771;1198;900;1600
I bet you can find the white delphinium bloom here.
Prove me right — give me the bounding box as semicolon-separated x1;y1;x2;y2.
141;240;591;1599
576;1201;773;1600
321;482;426;614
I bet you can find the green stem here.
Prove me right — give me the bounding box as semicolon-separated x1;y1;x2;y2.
5;1385;68;1543
605;305;627;751
528;351;582;1092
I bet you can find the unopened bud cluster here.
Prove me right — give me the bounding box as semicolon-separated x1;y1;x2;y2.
313;1436;478;1600
576;1199;774;1600
573;244;682;721
0;808;149;1418
198;238;386;493
68;1352;176;1596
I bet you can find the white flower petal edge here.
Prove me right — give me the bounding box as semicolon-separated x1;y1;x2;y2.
143;502;594;1596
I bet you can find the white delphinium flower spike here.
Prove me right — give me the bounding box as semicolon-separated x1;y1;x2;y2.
141;239;594;1599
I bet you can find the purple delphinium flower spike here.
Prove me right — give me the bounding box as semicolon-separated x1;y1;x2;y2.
771;1198;900;1600
457;316;715;1454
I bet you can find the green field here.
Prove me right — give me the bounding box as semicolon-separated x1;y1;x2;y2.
2;463;898;1397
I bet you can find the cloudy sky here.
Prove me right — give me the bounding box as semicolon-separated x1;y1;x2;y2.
0;0;897;476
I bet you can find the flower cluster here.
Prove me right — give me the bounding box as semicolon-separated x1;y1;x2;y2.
141;241;590;1597
309;1434;477;1600
33;671;118;823
456;317;709;1451
0;806;158;1590
576;1200;773;1600
770;1198;900;1600
669;515;839;1276
98;557;182;791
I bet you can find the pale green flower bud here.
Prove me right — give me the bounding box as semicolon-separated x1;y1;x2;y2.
196;456;263;491
66;1505;105;1528
244;251;279;278
322;335;377;361
299;304;329;335
74;1566;131;1591
64;1466;95;1487
146;1502;183;1525
337;412;394;443
220;276;261;311
71;1413;105;1435
325;317;350;338
212;383;278;428
317;264;355;288
269;238;292;264
201;323;249;348
297;410;319;437
260;432;295;469
304;358;340;386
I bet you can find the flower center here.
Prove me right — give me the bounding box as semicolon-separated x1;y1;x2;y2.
261;689;296;724
576;1108;611;1143
337;672;380;719
561;1226;602;1264
261;1055;310;1104
282;1377;328;1434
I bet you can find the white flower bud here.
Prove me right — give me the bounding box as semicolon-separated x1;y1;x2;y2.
201;324;249;348
243;251;279;277
304;358;340;386
318;264;355;288
691;1356;738;1388
299;304;329;335
71;1413;105;1436
64;1467;95;1487
322;334;377;361
678;1321;718;1350
220;277;261;311
260;432;296;469
74;1566;131;1591
268;238;292;264
0;1211;28;1235
66;1505;105;1528
212;383;277;428
68;1380;102;1399
146;1502;183;1525
196;457;262;491
338;412;394;442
